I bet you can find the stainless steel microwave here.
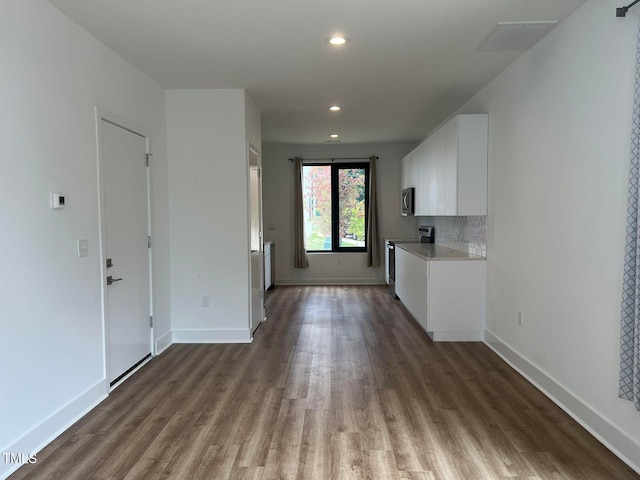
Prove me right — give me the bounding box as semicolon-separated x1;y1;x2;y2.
401;187;414;216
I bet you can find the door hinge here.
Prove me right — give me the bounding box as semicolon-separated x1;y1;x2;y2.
145;153;153;167
259;290;264;299
147;235;152;248
149;316;154;328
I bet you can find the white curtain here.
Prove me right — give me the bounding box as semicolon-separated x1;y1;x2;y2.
620;23;640;411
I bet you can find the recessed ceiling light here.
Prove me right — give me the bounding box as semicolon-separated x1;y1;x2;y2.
329;105;341;112
328;36;348;46
330;134;340;138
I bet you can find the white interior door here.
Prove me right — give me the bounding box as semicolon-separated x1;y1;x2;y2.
249;145;264;333
100;118;151;385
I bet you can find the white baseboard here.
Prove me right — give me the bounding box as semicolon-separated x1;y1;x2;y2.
172;328;252;344
276;278;386;286
428;330;484;342
0;379;108;480
484;329;640;475
155;329;173;354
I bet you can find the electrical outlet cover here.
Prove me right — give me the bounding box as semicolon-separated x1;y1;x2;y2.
77;239;88;257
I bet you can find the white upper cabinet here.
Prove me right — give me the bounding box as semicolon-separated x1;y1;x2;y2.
415;140;438;216
400;114;488;216
401;148;415;190
444;114;488;216
435;126;447;215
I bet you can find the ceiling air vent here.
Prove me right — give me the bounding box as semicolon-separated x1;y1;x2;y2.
477;21;558;51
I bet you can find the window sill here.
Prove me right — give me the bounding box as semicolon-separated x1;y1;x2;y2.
307;251;367;254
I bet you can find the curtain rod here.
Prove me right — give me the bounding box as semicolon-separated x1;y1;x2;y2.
617;0;640;17
288;156;378;161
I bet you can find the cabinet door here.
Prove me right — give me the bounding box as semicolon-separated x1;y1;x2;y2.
396;248;428;330
424;134;439;216
415;137;438;216
444;116;459;216
264;249;272;290
432;127;447;215
457;115;488;216
401;149;418;190
395;248;410;303
414;142;427;215
400;152;410;190
428;260;486;335
384;241;390;284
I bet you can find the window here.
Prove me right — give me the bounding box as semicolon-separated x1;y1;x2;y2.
302;163;369;252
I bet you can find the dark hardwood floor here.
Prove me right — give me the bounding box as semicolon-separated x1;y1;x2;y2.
10;286;639;479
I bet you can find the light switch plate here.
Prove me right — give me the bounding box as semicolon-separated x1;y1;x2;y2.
77;239;88;258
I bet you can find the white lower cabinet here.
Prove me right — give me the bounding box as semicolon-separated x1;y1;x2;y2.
395;248;429;331
427;260;486;341
264;242;274;290
385;240;391;284
395;248;486;342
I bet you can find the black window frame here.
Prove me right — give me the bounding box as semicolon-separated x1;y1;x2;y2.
304;162;370;253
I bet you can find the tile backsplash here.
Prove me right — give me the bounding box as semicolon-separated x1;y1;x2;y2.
417;216;487;257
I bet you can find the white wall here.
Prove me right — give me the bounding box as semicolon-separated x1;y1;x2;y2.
0;1;170;477
167;90;258;343
457;0;640;470
262;143;417;285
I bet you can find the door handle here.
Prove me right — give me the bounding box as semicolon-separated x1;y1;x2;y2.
107;275;123;286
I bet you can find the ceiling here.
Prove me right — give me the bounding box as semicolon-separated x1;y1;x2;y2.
48;0;587;145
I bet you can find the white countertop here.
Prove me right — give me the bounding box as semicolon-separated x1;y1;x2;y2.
385;238;417;243
396;243;485;261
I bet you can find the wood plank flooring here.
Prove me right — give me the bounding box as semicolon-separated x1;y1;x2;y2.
10;286;639;479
